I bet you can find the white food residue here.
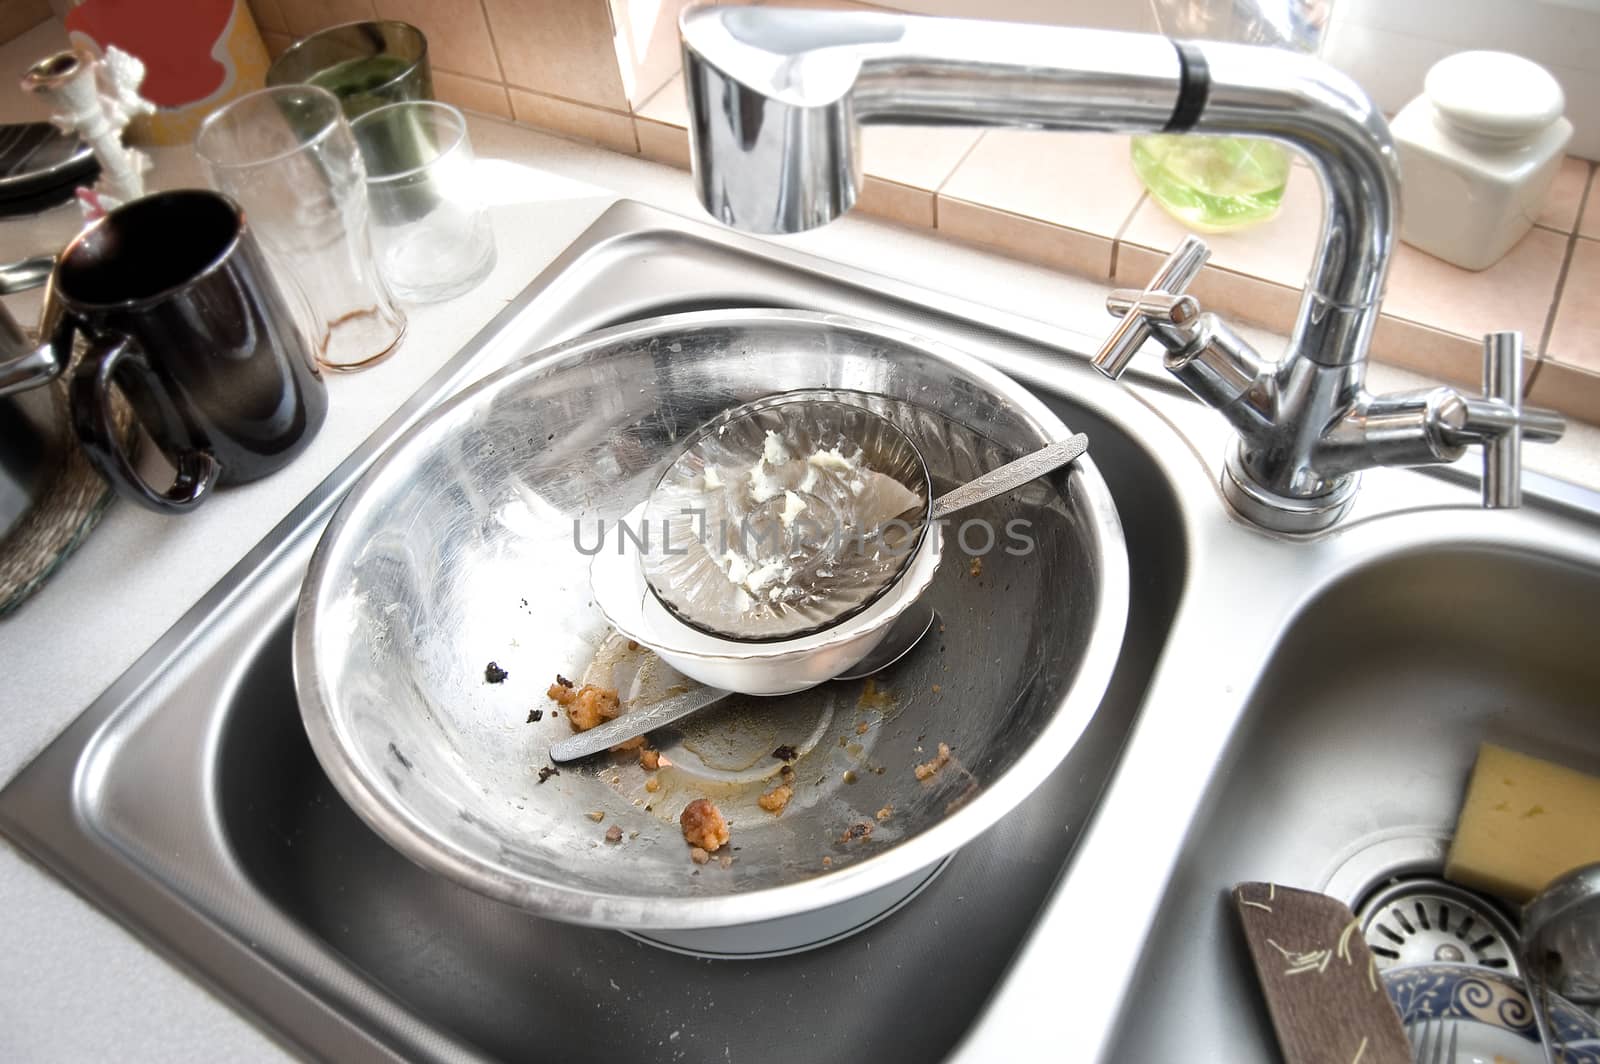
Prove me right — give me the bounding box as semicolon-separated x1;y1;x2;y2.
779;490;807;527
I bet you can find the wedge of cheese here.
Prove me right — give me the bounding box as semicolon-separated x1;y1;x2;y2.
1445;743;1600;902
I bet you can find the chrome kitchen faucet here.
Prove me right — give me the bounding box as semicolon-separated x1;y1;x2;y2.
678;5;1565;532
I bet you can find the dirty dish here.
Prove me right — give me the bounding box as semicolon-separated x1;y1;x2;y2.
294;308;1127;936
1384;963;1600;1064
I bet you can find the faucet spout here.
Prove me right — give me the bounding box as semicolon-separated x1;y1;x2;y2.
681;4;1398;376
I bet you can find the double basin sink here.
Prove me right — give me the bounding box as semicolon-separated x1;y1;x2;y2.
3;201;1599;1062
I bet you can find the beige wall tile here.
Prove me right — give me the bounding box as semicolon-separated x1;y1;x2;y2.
278;0;376;38
1120;161;1324;289
1549;237;1600;371
0;0;49;44
634;116;689;168
509;87;636;154
636;72;686;125
1382;227;1566;347
249;0;288;35
1527;358;1600;425
434;70;512;119
483;0;627;111
1368;313;1482;392
862;126;981;194
938;199;1114;278
374;0;499;77
262;30;293;59
611;0;693;108
856;176;933;229
1538;156;1594;232
1115;243;1302;334
939;131;1146;241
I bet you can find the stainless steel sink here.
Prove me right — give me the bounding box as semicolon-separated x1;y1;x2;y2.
0;202;1190;1062
6;200;1600;1063
1105;545;1600;1061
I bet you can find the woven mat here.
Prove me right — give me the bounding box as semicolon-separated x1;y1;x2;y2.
0;337;135;618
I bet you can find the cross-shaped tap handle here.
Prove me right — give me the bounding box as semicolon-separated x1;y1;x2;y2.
1092;236;1211;380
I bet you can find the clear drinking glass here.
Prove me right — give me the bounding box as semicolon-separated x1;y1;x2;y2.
266;20;432;120
195;85;406;372
349;101;496;304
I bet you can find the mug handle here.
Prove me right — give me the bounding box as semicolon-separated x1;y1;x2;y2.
69;331;222;514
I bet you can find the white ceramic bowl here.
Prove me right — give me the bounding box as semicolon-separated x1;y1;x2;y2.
590;503;942;695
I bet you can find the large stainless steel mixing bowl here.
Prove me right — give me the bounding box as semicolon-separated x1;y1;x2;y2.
294;309;1128;932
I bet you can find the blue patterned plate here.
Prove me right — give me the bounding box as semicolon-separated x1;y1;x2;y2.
1384;963;1600;1064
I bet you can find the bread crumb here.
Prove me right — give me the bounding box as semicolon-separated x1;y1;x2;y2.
645;776;660;793
915;742;952;780
547;679;620;732
680;798;730;852
639;747;660;770
875;805;893;821
821;856;833;868
689;846;710;865
968;557;982;577
604;825;622;843
758;783;793;814
586;810;605;822
855;721;869;735
839;821;873;843
931;684;941;694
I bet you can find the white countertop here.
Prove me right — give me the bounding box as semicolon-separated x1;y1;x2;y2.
2;18;1598;1063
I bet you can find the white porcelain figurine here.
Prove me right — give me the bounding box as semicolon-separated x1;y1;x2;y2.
21;45;154;216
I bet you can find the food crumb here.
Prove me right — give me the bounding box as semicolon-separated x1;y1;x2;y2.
855;721;870;735
757;783;793;814
547;678;620;732
645;776;660;793
639;748;660;770
484;661;509;684
719;854;733;870
968;557;982;578
604;825;622;843
586;810;605;822
858;679;895;709
689;846;710;865
526;708;543;723
772;744;798;762
931;684;941;694
839;821;873;843
915;742;953;780
680;798;730;853
609;735;647;753
610;776;621;785
876;805;893;821
822;856;833;868
626;639;640;651
537;765;560;784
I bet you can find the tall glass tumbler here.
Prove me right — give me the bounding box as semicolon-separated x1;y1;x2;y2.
350;102;496;303
196;85;406;373
267;20;432;119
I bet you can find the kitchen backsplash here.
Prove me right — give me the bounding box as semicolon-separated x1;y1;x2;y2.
5;0;1595;160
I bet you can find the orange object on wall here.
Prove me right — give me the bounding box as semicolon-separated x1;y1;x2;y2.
64;0;269;145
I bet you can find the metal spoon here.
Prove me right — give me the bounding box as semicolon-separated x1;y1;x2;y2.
1520;861;1600;1064
549;603;938;762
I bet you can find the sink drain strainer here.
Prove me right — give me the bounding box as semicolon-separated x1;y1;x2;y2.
1356;877;1520;976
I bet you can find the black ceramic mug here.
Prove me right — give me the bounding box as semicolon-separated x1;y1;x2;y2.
55;189;327;514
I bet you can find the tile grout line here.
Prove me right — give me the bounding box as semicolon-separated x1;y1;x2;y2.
1529;163;1595;394
475;0;511;86
1108;191;1149;280
927;131;988;232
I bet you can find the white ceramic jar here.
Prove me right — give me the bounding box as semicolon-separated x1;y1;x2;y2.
1392;51;1573;271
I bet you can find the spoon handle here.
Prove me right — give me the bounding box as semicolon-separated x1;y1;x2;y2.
548;683;732;763
931;433;1088;519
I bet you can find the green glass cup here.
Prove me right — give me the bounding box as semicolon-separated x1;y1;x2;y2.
267;20;432;120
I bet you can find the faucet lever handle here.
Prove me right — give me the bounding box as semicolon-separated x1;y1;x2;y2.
1092;236;1210;380
1472;331;1565;509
